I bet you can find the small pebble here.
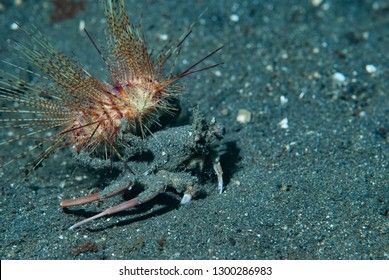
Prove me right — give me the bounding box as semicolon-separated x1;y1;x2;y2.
230;14;239;22
221;108;229;116
280;95;288;106
75;176;83;181
79;20;85;32
157;34;168;41
365;64;377;74
313;71;322;79
279;117;289;129
236;109;251;124
265;65;274;72
332;72;346;83
10;22;20;30
311;0;323;7
213;70;222;77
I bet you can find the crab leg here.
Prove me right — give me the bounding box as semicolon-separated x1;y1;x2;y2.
213;157;224;194
60;183;133;207
68;197;139;230
67;186;163;230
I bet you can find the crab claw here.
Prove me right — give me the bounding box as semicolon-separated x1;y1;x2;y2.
64;185;163;230
68;197;140;230
60;184;132;207
180;193;192;204
213;157;224;194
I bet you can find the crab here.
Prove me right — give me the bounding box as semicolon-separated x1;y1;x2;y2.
60;113;224;229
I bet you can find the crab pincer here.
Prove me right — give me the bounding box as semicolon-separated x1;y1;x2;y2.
61;170;197;229
62;185;162;230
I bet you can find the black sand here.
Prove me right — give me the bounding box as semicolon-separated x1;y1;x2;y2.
0;0;388;259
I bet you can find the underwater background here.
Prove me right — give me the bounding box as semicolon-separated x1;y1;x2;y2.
0;0;388;259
